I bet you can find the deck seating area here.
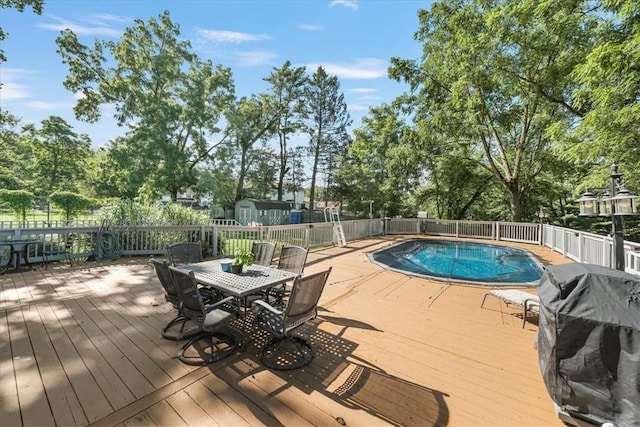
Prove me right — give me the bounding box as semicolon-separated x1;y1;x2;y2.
1;236;571;426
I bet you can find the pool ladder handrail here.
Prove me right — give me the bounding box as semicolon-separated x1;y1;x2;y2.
324;206;346;247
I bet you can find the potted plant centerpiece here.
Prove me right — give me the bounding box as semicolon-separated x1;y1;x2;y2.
231;247;254;273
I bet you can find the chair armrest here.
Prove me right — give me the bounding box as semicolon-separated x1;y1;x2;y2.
205;295;237;312
252;299;284;316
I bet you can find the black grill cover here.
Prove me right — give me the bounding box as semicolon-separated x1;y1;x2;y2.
537;263;640;426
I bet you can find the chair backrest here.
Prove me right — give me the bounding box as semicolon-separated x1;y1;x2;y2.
252;242;276;266
167;242;203;265
277;245;309;275
283;267;332;332
168;266;207;321
151;258;179;307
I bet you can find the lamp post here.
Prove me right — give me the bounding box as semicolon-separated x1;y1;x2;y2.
577;164;639;271
538;207;549;245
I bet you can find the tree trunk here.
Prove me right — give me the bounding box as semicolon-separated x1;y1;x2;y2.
507;184;524;222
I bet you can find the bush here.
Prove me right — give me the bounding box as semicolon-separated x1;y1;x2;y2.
98;199;209;226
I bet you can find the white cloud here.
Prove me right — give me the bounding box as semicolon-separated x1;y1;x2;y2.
236;50;278;67
349;87;377;94
348;103;370;111
37;14;123;37
1;81;30;100
86;14;130;25
329;0;359;10
297;24;325;31
24;100;74;110
306;58;387;79
0;68;38;100
198;29;270;44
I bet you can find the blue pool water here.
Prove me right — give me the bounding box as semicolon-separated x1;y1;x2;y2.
370;239;543;284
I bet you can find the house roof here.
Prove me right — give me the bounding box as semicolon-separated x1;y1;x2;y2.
239;198;293;210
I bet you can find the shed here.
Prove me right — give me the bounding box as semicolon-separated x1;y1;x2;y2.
235;198;292;225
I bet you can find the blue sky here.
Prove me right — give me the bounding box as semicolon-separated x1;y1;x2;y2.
2;0;433;149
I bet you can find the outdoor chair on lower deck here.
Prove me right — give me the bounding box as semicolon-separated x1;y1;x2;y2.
169;266;240;365
167;241;203;266
252;267;332;370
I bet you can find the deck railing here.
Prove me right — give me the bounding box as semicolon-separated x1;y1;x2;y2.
387;218;640;275
2;217;639;276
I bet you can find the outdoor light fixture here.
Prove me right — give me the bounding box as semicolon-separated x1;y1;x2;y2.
577;164;639;271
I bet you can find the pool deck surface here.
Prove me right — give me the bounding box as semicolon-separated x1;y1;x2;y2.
1;235;572;426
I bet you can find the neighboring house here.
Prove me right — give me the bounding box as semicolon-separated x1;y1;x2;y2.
235;198;293;225
159;189;213;208
278;190;305;209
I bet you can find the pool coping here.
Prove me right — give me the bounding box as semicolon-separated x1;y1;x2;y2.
366;237;544;287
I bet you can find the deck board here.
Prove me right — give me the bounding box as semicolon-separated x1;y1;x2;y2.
0;236;571;427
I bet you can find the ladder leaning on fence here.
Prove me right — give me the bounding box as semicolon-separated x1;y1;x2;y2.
324;206;346;247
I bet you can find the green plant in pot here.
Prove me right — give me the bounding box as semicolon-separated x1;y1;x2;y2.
231;248;254;273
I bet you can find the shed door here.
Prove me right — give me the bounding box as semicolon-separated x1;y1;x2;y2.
269;209;280;225
239;207;250;225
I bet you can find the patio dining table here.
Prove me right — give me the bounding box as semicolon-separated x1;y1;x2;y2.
173;258;300;347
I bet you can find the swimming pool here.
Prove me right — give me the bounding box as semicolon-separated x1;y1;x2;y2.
369;239;543;285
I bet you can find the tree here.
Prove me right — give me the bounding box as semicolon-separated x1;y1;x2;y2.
0;110;24;189
0;0;44;62
22;116;91;195
0;189;34;222
56;10;235;200
226;94;284;202
263;61;308;201
303;66;351;210
246;145;278;199
338;103;418;217
49;191;93;222
284;146;307;207
192;163;237;210
389;0;594;221
569;0;640;190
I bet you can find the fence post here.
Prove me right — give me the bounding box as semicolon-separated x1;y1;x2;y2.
539;223;543;246
305;225;311;248
496;222;501;241
577;232;582;263
212;226;219;256
455;221;459;238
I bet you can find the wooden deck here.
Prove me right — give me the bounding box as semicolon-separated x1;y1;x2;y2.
1;236;571;427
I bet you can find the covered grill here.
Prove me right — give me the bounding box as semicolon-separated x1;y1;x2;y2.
537;263;640;426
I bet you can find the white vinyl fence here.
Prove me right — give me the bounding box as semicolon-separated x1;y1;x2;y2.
1;217;639;276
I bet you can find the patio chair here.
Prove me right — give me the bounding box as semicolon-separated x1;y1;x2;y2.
169;266;239;365
252;267;332;370
251;241;276;266
151;258;201;341
481;289;540;328
167;242;203;265
277;245;309;274
270;245;309;301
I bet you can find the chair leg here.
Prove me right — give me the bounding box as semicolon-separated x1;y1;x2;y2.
480;293;490;308
177;330;238;365
259;336;314;370
162;315;201;341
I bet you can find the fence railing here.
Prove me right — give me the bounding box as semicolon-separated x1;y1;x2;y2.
2;217;639;277
387;218;640;276
0;220;102;229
